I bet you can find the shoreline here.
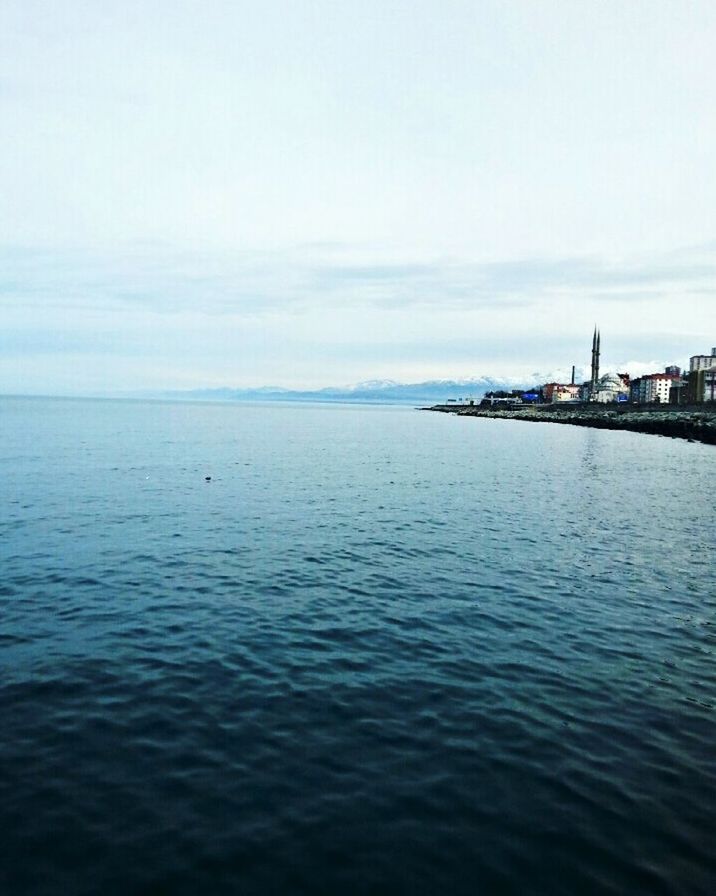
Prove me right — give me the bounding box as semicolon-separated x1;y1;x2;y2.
425;403;716;445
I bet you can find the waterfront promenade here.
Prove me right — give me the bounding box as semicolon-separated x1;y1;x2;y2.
427;403;716;445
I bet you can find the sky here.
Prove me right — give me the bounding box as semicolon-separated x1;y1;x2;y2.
2;0;715;393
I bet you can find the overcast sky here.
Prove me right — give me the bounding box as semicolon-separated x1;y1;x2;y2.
2;0;715;393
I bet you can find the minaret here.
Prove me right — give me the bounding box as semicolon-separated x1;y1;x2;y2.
596;329;600;382
590;326;601;396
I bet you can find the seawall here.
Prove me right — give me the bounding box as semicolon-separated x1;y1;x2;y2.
426;403;716;445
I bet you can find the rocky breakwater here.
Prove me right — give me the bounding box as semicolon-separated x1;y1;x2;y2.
427;403;716;445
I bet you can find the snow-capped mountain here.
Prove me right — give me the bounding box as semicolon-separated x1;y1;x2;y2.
158;359;668;405
162;375;542;405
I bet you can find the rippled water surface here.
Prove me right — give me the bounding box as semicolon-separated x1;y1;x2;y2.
1;396;715;895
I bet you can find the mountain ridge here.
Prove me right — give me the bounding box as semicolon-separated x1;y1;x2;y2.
155;376;542;405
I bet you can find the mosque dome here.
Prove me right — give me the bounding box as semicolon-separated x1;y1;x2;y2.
599;372;624;387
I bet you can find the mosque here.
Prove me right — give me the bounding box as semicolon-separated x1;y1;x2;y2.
587;327;629;402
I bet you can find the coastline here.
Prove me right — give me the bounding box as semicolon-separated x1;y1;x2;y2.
425;403;716;445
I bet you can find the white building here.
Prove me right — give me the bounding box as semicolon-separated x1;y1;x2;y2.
543;382;580;403
593;372;629;403
630;370;678;404
642;374;673;404
690;348;716;372
484;395;523;406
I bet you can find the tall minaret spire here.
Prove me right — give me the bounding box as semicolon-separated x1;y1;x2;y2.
596;329;600;382
590;325;601;397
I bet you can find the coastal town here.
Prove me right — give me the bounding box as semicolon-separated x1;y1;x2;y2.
480;330;716;407
430;329;716;445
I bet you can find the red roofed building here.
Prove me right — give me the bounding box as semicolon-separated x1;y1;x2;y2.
543;382;580;403
630;371;677;404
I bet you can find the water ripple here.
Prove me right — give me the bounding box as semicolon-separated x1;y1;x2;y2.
1;397;715;895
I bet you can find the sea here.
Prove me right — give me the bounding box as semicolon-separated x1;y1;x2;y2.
1;396;715;895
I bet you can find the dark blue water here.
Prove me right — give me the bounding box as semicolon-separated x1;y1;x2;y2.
1;397;715;895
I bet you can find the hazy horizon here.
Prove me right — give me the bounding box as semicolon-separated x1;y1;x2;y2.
1;357;687;401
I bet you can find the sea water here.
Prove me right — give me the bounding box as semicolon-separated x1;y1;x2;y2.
1;396;715;895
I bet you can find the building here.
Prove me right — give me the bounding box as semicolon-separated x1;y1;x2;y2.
481;389;529;406
643;373;673;404
669;375;689;404
686;348;716;402
630;369;678;404
688;367;716;403
593;372;629;403
689;348;716;372
543;382;580;403
585;327;628;402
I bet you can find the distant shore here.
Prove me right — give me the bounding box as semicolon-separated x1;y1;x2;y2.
426;403;716;445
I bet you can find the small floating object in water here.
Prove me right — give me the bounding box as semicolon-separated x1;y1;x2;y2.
205;476;212;481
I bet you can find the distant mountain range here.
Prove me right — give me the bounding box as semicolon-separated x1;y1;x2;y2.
159;377;541;405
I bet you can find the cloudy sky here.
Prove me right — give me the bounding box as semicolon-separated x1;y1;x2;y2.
2;0;715;393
